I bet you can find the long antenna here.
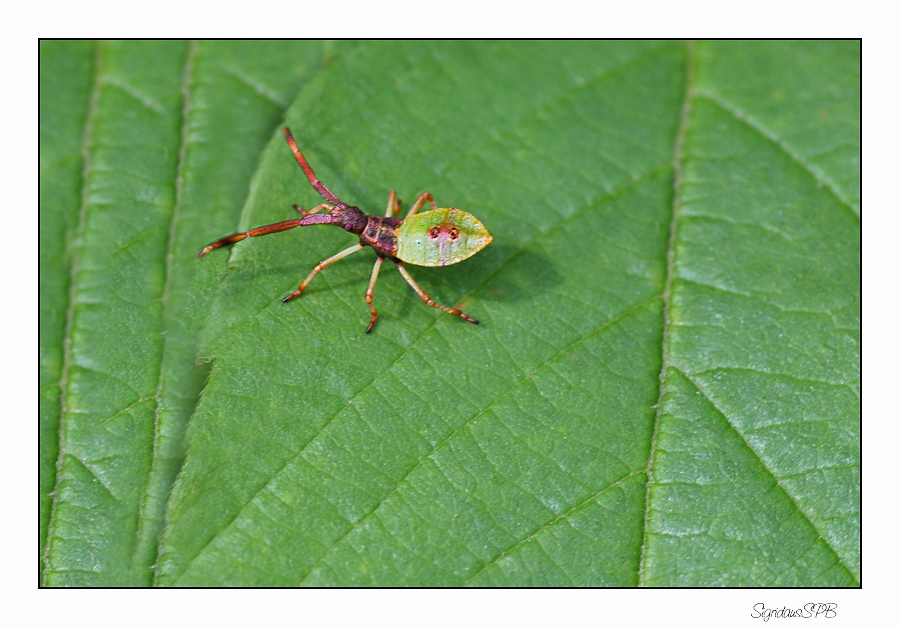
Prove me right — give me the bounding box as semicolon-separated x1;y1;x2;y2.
282;127;342;205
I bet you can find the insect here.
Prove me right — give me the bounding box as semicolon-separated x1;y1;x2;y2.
199;128;493;333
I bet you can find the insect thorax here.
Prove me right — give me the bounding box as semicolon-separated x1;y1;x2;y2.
360;215;401;257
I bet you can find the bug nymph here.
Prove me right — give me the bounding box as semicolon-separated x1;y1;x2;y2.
198;127;493;333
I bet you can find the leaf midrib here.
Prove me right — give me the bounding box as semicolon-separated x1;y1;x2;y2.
41;41;103;583
637;41;857;586
636;40;695;588
141;40;199;584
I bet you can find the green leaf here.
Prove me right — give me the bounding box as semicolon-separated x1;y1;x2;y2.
40;40;96;574
40;40;338;586
41;41;859;586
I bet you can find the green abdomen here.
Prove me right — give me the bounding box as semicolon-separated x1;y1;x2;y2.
395;208;493;267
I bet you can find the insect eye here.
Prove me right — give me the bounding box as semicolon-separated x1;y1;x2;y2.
428;226;440;239
448;227;460;240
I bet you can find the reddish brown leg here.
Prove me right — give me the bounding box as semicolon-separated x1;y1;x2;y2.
405;192;438;218
385;191;400;217
197;219;303;257
394;261;479;324
283;127;343;205
365;257;384;333
293;202;334;216
283;243;363;303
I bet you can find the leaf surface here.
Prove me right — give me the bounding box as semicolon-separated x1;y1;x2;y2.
40;40;336;586
40;40;96;574
40;41;859;586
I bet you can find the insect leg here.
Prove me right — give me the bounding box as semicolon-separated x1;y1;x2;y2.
282;127;342;205
283;243;364;303
365;257;384;333
385;191;400;217
405;192;438;218
197;219;303;257
393;261;479;325
293;202;334;216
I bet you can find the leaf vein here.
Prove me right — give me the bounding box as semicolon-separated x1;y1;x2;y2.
679;368;858;583
43;40;104;582
300;298;659;584
426;42;677;185
145;40;198;584
65;453;120;502
103;75;166;115
221;65;289;109
691;365;858;390
463;469;647;585
638;39;694;587
694;88;858;219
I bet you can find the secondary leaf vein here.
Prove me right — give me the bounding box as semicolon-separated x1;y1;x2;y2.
679;369;858;583
300;299;659;584
694;88;858;219
463;469;647;585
